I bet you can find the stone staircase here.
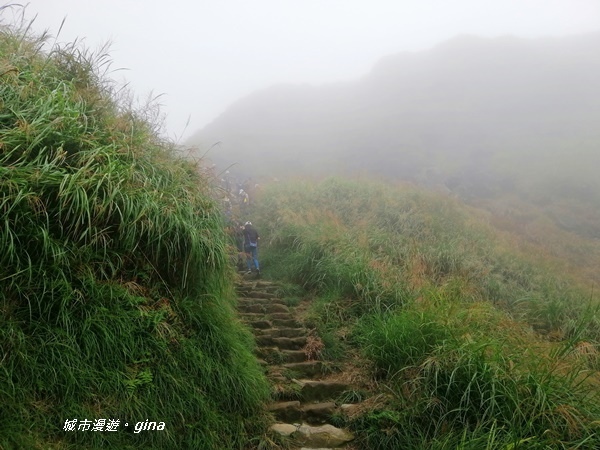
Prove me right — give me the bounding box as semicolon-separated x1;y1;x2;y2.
236;278;356;450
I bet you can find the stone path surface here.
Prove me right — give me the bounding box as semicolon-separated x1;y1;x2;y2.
236;278;357;450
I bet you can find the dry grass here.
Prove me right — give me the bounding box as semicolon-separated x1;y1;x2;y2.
302;334;325;361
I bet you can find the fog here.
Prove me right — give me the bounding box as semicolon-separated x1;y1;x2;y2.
192;31;600;239
12;1;600;239
16;0;600;141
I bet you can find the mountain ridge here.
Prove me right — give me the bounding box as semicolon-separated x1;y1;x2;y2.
189;32;600;237
189;32;600;176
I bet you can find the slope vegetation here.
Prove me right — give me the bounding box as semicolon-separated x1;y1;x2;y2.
253;177;600;449
0;20;269;449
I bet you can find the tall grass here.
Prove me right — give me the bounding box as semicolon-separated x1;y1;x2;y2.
352;302;599;448
253;177;600;448
1;16;269;449
256;178;597;338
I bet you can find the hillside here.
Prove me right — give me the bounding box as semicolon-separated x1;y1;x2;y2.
189;32;600;238
3;12;599;449
251;177;600;449
0;19;270;449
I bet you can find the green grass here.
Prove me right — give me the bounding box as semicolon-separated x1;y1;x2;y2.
348;300;600;449
0;16;270;449
256;177;598;338
253;177;600;449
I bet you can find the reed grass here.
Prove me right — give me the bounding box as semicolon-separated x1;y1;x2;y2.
256;178;598;337
254;177;600;448
0;17;269;449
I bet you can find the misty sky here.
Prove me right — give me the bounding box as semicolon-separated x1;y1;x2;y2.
12;0;600;141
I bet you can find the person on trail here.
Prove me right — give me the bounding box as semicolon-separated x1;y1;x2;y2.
243;221;260;277
239;189;250;214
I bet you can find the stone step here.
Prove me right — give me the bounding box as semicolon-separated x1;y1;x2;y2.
246;290;278;299
301;402;337;425
269;312;295;321
283;361;324;377
298;448;337;450
258;328;307;339
237;282;359;448
265;303;291;314
237;304;265;314
238;297;286;305
268;401;302;422
236;281;274;294
255;280;278;289
272;318;303;328
294;380;350;402
264;286;281;294
256;336;307;350
273;336;307;350
268;401;338;425
281;350;308;363
255;280;275;285
248;319;272;329
270;423;354;448
237;312;265;321
269;313;296;321
257;348;307;363
237;303;290;314
270;375;287;383
235;287;252;296
240;271;261;281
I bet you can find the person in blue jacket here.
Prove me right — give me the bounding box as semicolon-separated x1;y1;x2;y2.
243;221;260;277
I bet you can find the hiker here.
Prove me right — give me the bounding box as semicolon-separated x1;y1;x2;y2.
239;189;250;215
243;221;260;277
238;189;249;203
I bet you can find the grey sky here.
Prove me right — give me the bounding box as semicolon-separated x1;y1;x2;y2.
15;0;600;141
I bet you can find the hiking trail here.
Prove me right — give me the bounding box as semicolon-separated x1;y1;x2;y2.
235;277;360;450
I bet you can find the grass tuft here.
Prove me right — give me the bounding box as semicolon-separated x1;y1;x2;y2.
0;14;270;449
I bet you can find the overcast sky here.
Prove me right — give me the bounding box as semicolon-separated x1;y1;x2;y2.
12;1;600;141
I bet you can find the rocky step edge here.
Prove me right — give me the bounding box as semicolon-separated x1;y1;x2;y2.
235;280;356;449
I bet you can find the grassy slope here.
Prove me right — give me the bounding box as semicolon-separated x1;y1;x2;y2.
253;177;600;449
0;22;269;449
